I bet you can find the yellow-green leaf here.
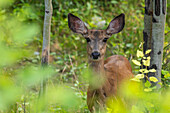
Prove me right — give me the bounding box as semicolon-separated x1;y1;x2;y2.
139;69;147;73
143;57;146;59
144;88;152;92
164;73;170;78
143;59;150;66
143;70;149;73
132;60;141;66
137;50;144;58
139;69;150;73
145;49;151;54
135;74;144;79
149;77;158;82
149;69;156;72
131;77;140;82
158;82;162;86
147;56;151;60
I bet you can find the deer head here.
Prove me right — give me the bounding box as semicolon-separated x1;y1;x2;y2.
68;13;125;61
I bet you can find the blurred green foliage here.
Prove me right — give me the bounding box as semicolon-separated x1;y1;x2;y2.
0;0;169;113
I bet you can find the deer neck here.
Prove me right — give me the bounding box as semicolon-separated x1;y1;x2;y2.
88;58;106;91
89;58;105;75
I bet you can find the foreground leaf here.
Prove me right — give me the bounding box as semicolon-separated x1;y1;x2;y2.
137;50;144;57
135;74;144;79
149;77;158;82
132;60;141;66
145;49;151;54
149;69;156;72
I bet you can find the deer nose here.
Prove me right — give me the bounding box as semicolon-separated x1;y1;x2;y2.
91;51;100;59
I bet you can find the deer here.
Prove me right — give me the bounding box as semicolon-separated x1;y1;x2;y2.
68;13;133;112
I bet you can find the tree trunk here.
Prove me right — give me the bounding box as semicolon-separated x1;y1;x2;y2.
143;0;167;88
39;0;53;96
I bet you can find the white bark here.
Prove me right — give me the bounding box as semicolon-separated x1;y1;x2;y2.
40;0;53;96
143;0;167;88
151;0;166;88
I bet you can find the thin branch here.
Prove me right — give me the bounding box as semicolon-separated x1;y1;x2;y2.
69;55;77;81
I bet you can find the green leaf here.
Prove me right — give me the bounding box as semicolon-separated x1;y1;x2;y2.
149;69;156;72
145;49;151;54
140;69;149;73
162;70;169;75
132;60;141;66
147;56;151;60
137;50;144;57
131;77;140;82
164;73;170;79
145;80;151;87
143;70;149;73
0;0;14;7
149;77;158;82
111;0;118;4
135;74;144;79
139;69;147;73
142;59;150;66
144;88;152;92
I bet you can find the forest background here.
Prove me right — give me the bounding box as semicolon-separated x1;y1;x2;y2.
0;0;170;112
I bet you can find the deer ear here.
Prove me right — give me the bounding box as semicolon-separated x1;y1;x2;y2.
106;13;125;35
68;13;88;34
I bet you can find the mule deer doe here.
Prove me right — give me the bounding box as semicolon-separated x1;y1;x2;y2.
68;13;133;112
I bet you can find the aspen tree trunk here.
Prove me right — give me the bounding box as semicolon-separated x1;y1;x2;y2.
143;0;167;88
40;0;53;96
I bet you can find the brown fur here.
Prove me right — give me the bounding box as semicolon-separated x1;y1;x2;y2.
87;55;133;112
68;13;133;112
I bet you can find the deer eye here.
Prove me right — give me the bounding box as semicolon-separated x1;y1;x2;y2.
103;38;108;42
85;38;91;43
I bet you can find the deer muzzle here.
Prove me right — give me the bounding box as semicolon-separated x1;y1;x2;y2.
91;51;100;59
